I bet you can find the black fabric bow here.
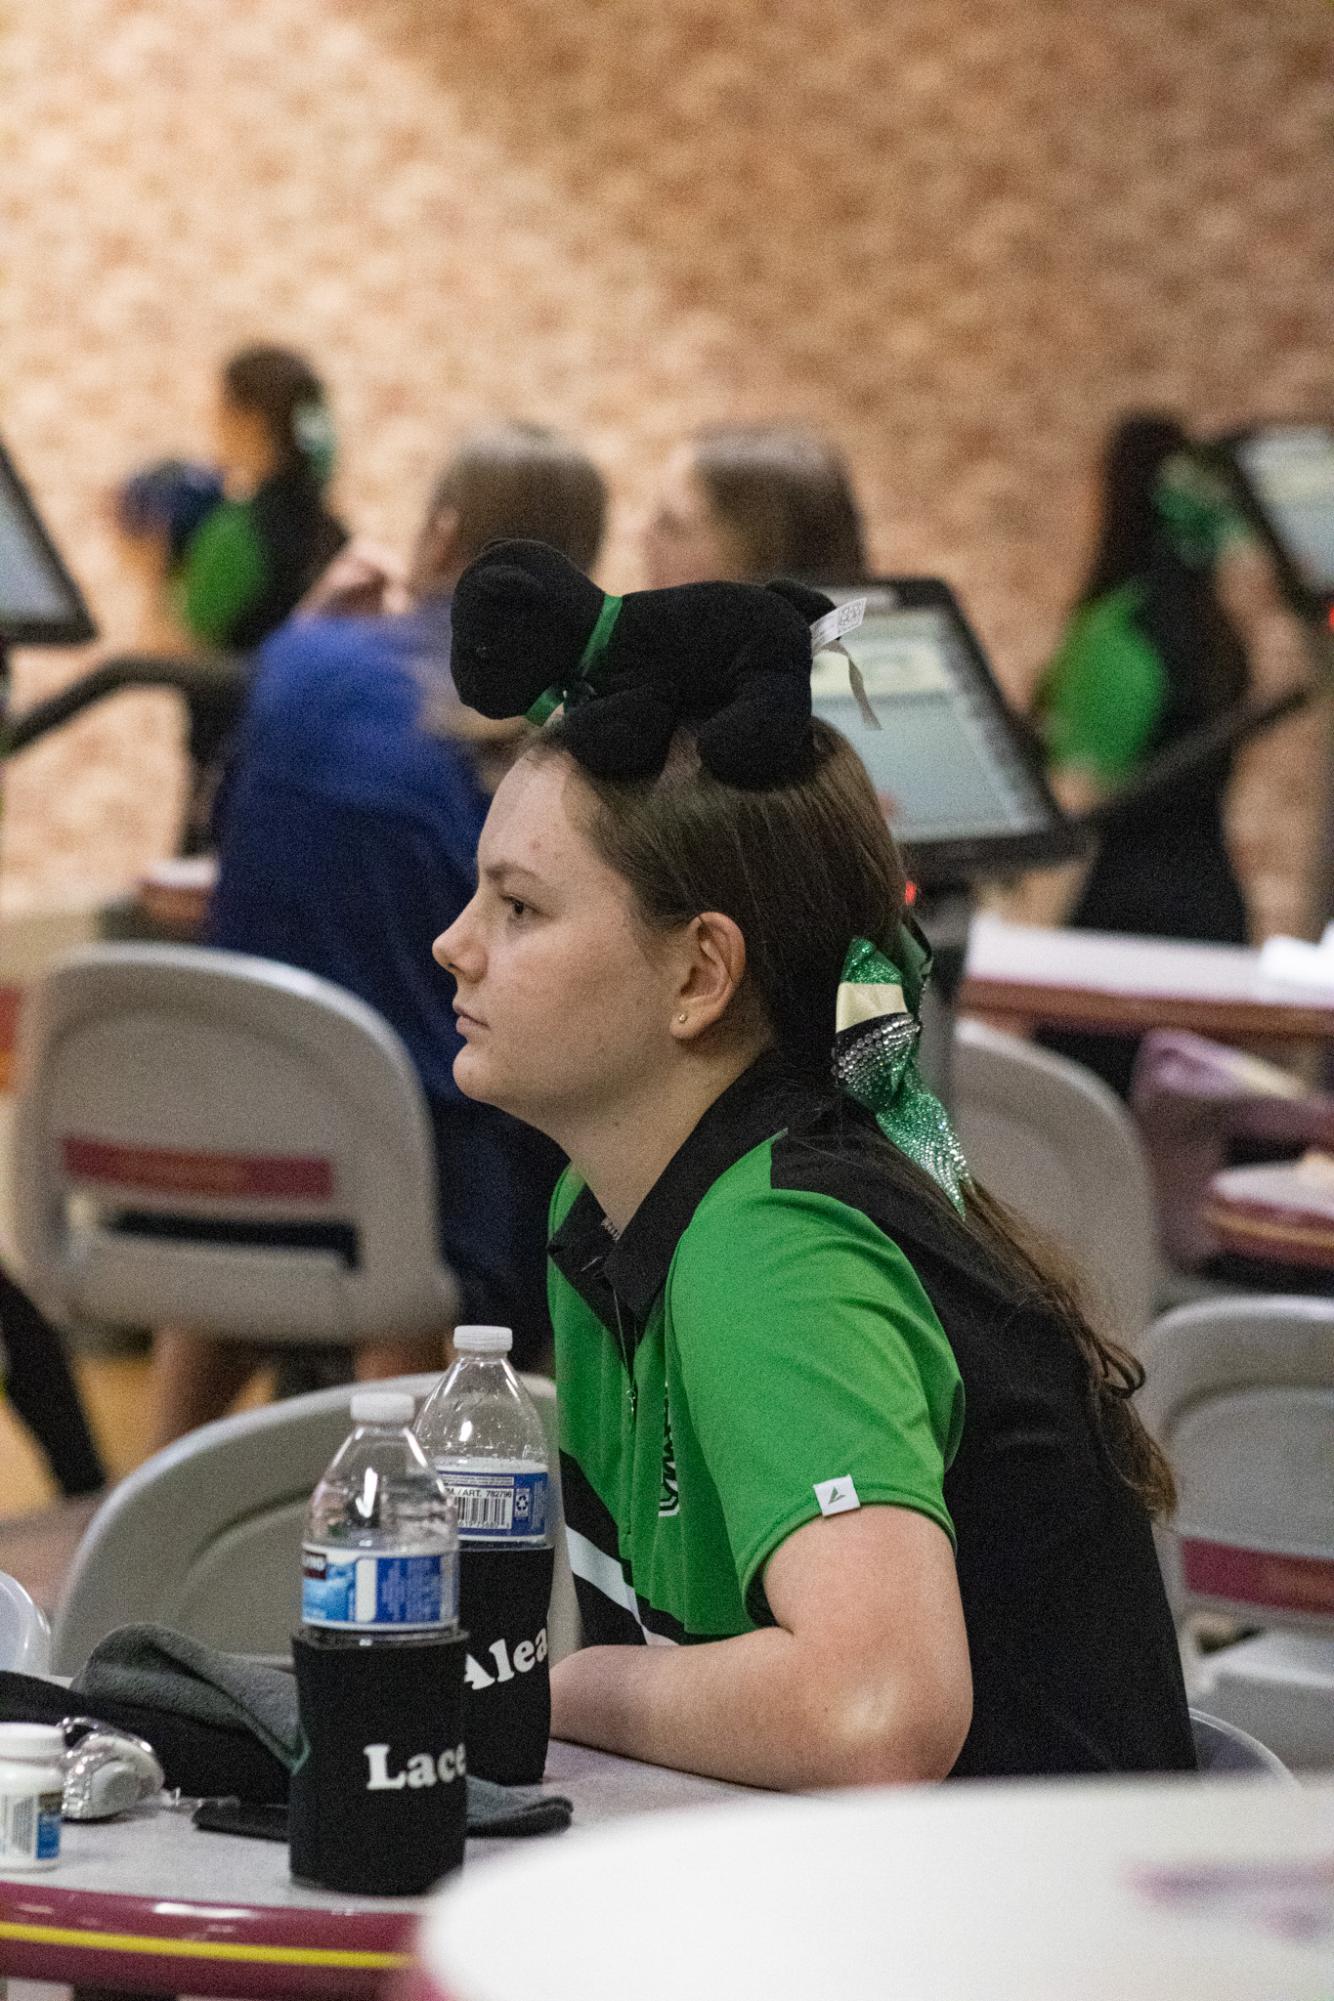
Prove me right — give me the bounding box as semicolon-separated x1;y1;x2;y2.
449;540;832;787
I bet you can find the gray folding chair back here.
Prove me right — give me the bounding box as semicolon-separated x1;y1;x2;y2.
0;1570;52;1674
52;1374;579;1674
1140;1296;1334;1769
953;1018;1159;1345
12;945;457;1343
1189;1707;1294;1780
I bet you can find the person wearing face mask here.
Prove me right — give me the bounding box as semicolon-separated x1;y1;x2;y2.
643;426;869;588
175;343;348;653
1031;414;1259;1096
430;542;1195;1789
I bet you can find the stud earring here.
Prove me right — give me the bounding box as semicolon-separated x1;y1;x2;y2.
677;1012;689;1023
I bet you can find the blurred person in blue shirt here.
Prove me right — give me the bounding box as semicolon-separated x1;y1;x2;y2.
149;423;606;1443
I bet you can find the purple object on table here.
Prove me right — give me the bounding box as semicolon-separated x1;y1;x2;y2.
1130;1031;1334;1270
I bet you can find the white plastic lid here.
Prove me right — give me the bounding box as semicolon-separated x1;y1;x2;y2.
350;1389;417;1425
453;1325;513;1354
0;1722;64;1762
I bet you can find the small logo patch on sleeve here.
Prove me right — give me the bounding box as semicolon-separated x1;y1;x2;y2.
814;1475;860;1517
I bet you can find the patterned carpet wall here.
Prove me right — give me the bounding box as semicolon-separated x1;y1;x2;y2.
2;0;1331;931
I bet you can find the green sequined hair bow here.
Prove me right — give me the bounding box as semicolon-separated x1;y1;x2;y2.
832;922;971;1213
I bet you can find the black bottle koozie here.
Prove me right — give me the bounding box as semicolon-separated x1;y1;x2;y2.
289;1629;468;1895
458;1542;555;1785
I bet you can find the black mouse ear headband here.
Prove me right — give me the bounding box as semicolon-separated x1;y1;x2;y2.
449;541;834;788
448;544;969;1205
524;588;624;725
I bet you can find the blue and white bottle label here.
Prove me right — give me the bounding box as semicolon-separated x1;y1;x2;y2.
444;1468;548;1540
301;1544;458;1630
0;1790;62;1866
36;1798;61;1860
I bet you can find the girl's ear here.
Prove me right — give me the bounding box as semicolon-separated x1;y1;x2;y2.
673;910;748;1037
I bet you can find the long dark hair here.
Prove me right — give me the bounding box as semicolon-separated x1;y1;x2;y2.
691;427;869;583
533;715;1176;1516
1078;413;1248;731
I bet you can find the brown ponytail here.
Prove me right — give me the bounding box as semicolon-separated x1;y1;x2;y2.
960;1183;1176;1516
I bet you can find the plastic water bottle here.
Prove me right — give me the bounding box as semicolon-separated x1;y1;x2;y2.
414;1328;550;1547
301;1389;459;1645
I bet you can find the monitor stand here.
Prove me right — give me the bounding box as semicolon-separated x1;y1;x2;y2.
913;885;973;1112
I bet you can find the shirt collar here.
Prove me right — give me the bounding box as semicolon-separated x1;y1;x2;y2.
549;1051;822;1324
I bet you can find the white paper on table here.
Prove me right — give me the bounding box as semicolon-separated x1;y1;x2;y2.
1256;934;1334;995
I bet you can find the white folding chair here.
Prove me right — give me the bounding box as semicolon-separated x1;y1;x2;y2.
0;1570;51;1674
52;1372;580;1674
1140;1296;1334;1769
1189;1706;1294;1781
11;944;458;1344
953;1018;1160;1345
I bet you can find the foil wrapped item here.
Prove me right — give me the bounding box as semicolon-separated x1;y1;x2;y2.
61;1716;164;1820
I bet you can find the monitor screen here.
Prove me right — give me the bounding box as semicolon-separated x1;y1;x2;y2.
0;441;96;646
810;580;1077;885
1225;423;1334;608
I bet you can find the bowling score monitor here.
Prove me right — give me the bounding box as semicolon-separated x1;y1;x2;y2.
1220;423;1334;620
808;578;1078;890
0;439;96;647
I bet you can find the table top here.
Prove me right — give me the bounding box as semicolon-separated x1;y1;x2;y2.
418;1775;1334;2001
1207;1154;1334;1271
0;1740;752;1998
962;914;1334;1041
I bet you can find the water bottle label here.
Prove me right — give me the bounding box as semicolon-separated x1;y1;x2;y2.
444;1468;548;1540
301;1544;458;1630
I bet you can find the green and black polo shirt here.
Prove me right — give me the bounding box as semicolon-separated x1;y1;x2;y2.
177;466;346;652
549;1054;1195;1777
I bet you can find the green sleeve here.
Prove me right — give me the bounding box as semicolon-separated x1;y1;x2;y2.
546;1168;588;1335
667;1166;964;1616
548;1165;583;1238
1036;584;1165;784
176;500;268;646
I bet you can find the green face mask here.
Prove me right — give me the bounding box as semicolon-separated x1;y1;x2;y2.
1154;452;1243;570
293;400;338;489
832;921;971;1214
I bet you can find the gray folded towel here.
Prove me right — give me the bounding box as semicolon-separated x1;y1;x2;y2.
76;1624;571;1836
77;1624;301;1764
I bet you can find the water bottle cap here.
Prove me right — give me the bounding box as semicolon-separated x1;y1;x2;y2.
453;1325;513;1354
350;1389;416;1425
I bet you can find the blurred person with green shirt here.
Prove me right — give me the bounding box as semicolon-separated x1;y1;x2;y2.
178;342;347;651
1033;413;1256;1095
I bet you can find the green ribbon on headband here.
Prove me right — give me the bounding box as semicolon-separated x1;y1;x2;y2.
832;924;971;1213
525;592;625;725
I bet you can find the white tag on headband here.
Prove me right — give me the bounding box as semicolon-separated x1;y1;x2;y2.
810;598;866;654
810;598;880;732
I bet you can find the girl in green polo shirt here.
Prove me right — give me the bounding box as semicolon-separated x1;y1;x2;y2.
1034;412;1255;1094
178;343;347;652
433;544;1195;1788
